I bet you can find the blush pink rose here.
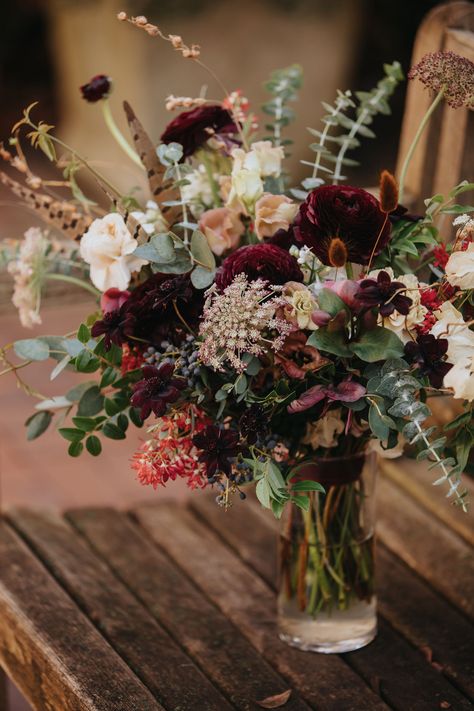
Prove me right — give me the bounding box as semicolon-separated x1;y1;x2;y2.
255;193;298;240
199;207;245;256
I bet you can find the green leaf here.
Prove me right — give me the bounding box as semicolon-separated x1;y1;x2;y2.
77;323;90;344
316;288;348;317
191;230;216;270
85;435;102;456
256;478;271;509
25;411;53;440
66;381;96;402
369;405;390;440
50;355;71;381
235;375;248;395
75;350;100;373
117;413;129;432
68;441;84;457
100;366;118;388
150;233;176;262
59;427;85;443
291;480;325;493
307;329;352;357
291;494;310;512
102;422;126;440
77;386;104;416
191;265;215;289
440;204;474;215
351;327;404;363
129;407;144;428
444;410;472;431
14;338;49;361
72;416;96;432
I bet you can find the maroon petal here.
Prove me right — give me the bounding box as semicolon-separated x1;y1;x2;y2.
330;381;366;402
287;385;327;414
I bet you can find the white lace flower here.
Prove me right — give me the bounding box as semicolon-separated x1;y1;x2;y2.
80;213;147;292
7;227;49;328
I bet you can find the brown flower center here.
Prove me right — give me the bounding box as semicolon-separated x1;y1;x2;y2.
327;237;348;268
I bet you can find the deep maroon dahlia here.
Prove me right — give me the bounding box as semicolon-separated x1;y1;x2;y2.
356;270;412;317
80;75;112;102
160;105;239;158
404;334;452;388
91;308;135;350
215;244;303;291
192;425;241;478
130;363;186;419
293;185;391;266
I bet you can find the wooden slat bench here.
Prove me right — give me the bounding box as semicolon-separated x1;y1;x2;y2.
0;462;473;711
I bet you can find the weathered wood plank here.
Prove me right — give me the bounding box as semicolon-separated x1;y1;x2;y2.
134;503;389;711
8;508;229;711
380;459;474;547
377;547;474;701
0;519;161;711
377;476;474;620
191;494;474;710
0;666;8;711
67;507;309;711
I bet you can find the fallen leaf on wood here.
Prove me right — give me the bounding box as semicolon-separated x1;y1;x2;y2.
256;689;292;708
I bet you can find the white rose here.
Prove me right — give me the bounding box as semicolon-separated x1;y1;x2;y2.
368;268;427;343
443;355;474;401
430;301;474;362
445;243;474;290
80;213;147;292
301;409;344;449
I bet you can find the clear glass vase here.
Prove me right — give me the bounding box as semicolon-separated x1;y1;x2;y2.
278;451;377;653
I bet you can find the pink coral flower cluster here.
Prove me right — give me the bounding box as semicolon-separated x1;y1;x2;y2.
131;406;210;489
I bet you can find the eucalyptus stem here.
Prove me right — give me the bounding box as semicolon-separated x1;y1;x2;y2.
398;89;444;205
45;273;100;298
101;100;144;168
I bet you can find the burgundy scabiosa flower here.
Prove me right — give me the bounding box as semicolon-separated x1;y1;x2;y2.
192;424;241;478
91;308;135;350
356;270;412;317
215;243;303;291
160;105;239;158
293;185;391;266
80;75;112;102
404;334;452;388
130;363;186;419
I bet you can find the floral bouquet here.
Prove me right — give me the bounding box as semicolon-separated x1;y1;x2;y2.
1;13;473;652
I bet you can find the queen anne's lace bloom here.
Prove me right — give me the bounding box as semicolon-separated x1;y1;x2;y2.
198;274;291;373
408;51;474;109
8;227;50;327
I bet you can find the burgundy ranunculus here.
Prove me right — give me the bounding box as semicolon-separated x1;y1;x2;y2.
215;244;303;291
100;288;130;314
160;105;239;158
80;75;112;103
293;185;391;266
130;363;186;419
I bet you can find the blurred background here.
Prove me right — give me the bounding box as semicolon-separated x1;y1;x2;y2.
0;0;458;506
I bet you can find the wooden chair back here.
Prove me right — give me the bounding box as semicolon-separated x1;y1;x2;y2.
396;2;474;211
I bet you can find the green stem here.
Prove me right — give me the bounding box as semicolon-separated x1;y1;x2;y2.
398;89;444;205
101;100;144;169
45;273;100;298
201;151;221;204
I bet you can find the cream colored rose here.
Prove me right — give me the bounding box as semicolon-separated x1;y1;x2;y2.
198;207;244;256
443;355;474;401
302;409;345;449
281;281;318;330
243;141;284;177
255;194;298;240
430;301;474;362
368;268;427;343
227;169;264;214
80;213;147;292
445;243;474;290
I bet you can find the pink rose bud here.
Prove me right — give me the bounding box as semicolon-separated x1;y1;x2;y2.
311;309;332;327
100;288;130;313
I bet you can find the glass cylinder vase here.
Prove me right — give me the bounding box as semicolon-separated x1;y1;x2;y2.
278;451;377;653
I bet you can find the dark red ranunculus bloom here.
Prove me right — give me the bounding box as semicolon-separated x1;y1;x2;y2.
356;270;412;317
192;425;241;477
293;185;391;266
404;334;452;388
80;75;112;102
160;105;239;158
215;243;303;291
122;273;203;346
91;308;135;350
130;363;186;420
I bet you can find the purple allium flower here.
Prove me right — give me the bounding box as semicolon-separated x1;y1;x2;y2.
192;424;241;477
80;75;112;102
91;308;135;350
404;334;452;388
356;270;412;317
408;51;474;109
130;363;186;419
